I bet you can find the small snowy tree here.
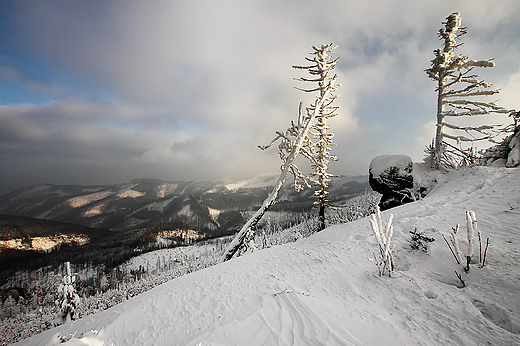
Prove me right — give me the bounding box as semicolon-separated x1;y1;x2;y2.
222;44;340;262
56;262;80;323
425;12;514;169
3;295;17;318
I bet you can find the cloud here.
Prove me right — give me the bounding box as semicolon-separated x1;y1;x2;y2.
1;0;520;194
497;68;520;111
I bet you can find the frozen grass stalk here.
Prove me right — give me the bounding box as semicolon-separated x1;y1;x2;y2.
369;206;394;276
443;211;489;280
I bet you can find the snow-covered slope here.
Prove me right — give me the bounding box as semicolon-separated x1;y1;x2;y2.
16;167;520;345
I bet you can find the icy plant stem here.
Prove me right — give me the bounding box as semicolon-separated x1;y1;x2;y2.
369;206;394;276
443;234;461;265
450;224;464;266
383;224;394;270
480;237;490;268
478;229;483;264
377;207;385;243
466;211;475;260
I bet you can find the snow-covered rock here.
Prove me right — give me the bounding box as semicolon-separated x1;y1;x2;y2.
369;155;415;210
506;126;520;167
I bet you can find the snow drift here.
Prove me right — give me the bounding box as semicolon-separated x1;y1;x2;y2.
14;167;520;345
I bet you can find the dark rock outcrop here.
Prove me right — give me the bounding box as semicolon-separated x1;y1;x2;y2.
369;155;415;211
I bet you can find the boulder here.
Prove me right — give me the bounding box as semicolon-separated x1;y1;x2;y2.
369;155;415;210
506;126;520;167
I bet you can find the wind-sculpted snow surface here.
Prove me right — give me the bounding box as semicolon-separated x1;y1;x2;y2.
14;167;520;345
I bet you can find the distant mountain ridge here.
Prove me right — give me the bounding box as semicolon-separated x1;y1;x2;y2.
0;175;370;235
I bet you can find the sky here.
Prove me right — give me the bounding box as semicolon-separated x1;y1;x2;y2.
1;0;519;195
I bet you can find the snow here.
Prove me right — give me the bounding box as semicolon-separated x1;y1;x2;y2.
0;234;89;252
507;131;520;167
178;204;193;217
13;185;51;199
122;242;222;273
82;204;105;218
134;197;174;213
67;192;114;208
222;174;279;191
155;183;178;198
207;207;222;219
369;154;412;178
223;181;249;191
14;167;520;346
116;189;145;199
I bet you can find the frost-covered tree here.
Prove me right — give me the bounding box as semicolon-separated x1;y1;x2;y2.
293;44;340;231
222;44;340;262
56;262;80;323
425;12;514;169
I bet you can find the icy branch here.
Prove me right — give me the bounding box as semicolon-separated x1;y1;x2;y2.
442;132;490;143
445;99;507;110
442;122;496;132
464;59;495;68
443;89;499;98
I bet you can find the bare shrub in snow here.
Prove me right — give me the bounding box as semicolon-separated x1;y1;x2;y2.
425;12;515;169
408;228;435;252
369;206;395;276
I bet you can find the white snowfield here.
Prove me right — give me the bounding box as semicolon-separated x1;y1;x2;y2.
16;167;520;346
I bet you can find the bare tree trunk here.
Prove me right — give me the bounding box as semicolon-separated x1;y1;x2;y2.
318;197;326;231
434;77;446;169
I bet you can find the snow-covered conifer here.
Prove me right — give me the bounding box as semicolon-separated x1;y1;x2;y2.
293;44;340;231
57;262;80;323
425;12;515;169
